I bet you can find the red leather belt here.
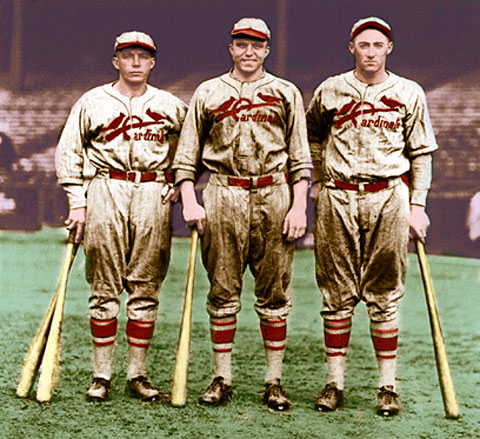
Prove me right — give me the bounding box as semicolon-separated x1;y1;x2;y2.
334;179;388;192
334;175;409;192
109;170;173;183
227;174;288;189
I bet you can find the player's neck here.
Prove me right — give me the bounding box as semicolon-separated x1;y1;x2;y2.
354;69;389;85
231;67;264;82
112;79;148;98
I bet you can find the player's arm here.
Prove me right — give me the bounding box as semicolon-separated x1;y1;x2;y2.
172;89;208;233
179;180;206;234
404;86;438;243
55;100;90;244
282;87;311;241
409;153;433;243
283;179;308;241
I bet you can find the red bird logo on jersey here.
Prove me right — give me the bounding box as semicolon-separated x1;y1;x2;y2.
101;109;167;141
335;96;404;129
211;93;282;122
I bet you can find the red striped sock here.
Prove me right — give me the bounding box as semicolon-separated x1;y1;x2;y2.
126;320;155;348
324;317;351;357
260;318;287;351
211;316;236;352
90;318;117;346
371;322;398;360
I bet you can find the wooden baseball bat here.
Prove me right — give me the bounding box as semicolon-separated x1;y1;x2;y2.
416;240;459;419
35;233;78;402
16;285;59;398
170;228;199;407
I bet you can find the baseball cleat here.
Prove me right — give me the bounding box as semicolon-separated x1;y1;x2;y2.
198;376;233;406
262;379;291;412
127;375;161;402
315;382;344;412
377;385;400;416
86;377;111;401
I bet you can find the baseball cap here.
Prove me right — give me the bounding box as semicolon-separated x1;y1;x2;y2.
114;31;157;53
231;17;271;41
350;17;392;41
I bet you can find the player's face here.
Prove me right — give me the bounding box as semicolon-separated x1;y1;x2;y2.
229;38;270;79
349;29;393;77
112;47;155;85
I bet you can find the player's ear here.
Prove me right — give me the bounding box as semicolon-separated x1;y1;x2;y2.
228;42;234;56
112;55;120;71
348;41;354;55
264;45;271;58
387;41;394;55
150;56;156;70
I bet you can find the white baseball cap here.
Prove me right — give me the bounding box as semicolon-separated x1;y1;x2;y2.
114;31;156;53
350;17;392;41
231;17;271;41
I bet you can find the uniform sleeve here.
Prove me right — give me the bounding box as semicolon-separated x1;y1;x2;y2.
284;87;312;185
306;85;330;183
404;86;438;157
403;86;437;206
173;88;208;183
55;97;90;208
165;97;189;174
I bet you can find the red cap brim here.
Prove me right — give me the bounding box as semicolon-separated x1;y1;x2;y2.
231;28;268;40
115;42;156;52
351;22;392;40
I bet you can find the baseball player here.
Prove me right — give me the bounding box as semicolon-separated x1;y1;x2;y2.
170;17;311;411
305;17;437;415
55;31;187;401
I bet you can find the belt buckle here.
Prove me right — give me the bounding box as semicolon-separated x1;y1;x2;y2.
358;182;365;194
127;171;141;183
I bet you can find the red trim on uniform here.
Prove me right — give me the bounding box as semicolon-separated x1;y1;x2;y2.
377;354;396;360
325;332;351;349
90;318;118;338
211;328;236;344
401;174;409;187
126;320;155;341
231;28;268;40
372;336;398;352
373;327;398;335
326;352;346;357
265;345;286;351
227;174;286;189
211;318;237;326
165;172;174;183
213;347;233;353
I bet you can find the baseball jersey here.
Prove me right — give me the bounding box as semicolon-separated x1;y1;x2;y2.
56;83;187;208
306;70;437;205
173;71;312;184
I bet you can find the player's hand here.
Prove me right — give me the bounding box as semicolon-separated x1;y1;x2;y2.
309;182;322;199
162;185;179;204
283;207;307;242
409;204;430;244
182;203;207;235
65;207;86;244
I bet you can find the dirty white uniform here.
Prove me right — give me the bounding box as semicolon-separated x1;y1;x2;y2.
174;71;311;319
56;83;187;321
306;70;437;322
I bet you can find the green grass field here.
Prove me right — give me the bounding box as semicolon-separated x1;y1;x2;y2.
1;228;479;439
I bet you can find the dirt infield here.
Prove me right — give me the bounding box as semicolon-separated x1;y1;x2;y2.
1;228;479;439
